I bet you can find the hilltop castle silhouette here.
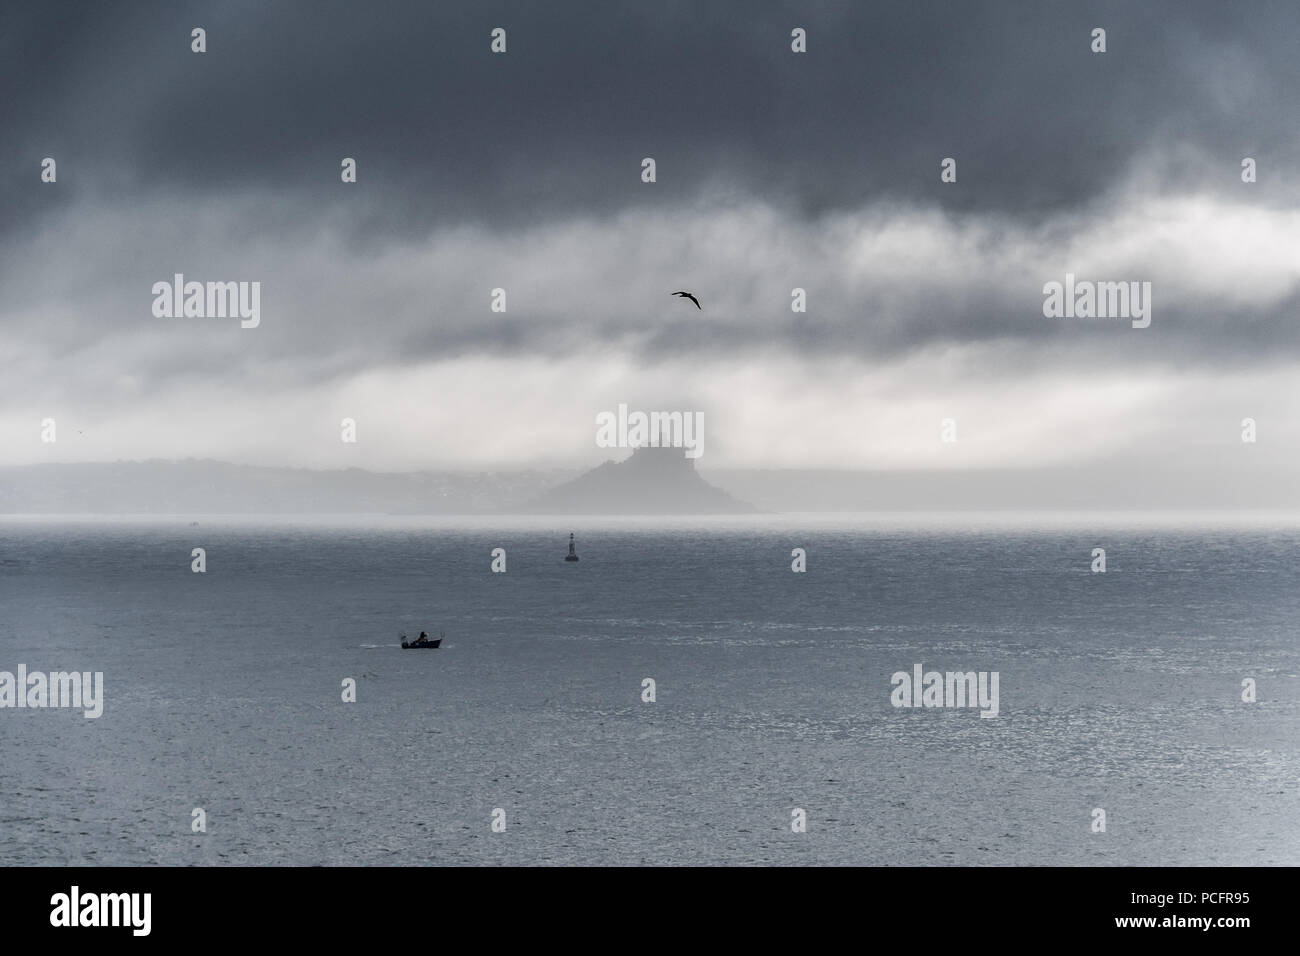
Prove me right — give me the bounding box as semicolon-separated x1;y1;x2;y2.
516;441;754;515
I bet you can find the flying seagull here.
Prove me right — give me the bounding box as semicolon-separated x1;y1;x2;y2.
672;291;701;310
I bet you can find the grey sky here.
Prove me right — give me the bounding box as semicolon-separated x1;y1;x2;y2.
2;1;1298;476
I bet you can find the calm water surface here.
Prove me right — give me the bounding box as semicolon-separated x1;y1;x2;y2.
1;513;1297;865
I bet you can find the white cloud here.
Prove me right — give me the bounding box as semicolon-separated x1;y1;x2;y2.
3;184;1299;472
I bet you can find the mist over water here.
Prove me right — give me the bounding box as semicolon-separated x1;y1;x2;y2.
2;514;1297;865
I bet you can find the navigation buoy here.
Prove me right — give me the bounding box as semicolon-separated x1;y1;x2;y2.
565;532;580;562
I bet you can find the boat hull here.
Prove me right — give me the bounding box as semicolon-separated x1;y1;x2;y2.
401;639;442;649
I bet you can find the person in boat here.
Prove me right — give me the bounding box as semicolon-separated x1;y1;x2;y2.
417;631;429;644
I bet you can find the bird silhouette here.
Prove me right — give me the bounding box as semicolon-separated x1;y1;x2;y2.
671;291;701;310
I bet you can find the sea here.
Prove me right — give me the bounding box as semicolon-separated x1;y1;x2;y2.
1;513;1297;866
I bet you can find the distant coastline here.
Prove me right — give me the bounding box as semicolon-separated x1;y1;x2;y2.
2;457;1298;514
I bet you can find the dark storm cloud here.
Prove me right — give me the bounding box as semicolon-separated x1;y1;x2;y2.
3;0;1299;447
4;0;1298;240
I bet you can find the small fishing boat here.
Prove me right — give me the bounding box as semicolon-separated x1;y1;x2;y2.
401;631;442;649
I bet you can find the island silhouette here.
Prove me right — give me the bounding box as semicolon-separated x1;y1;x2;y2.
514;442;755;514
